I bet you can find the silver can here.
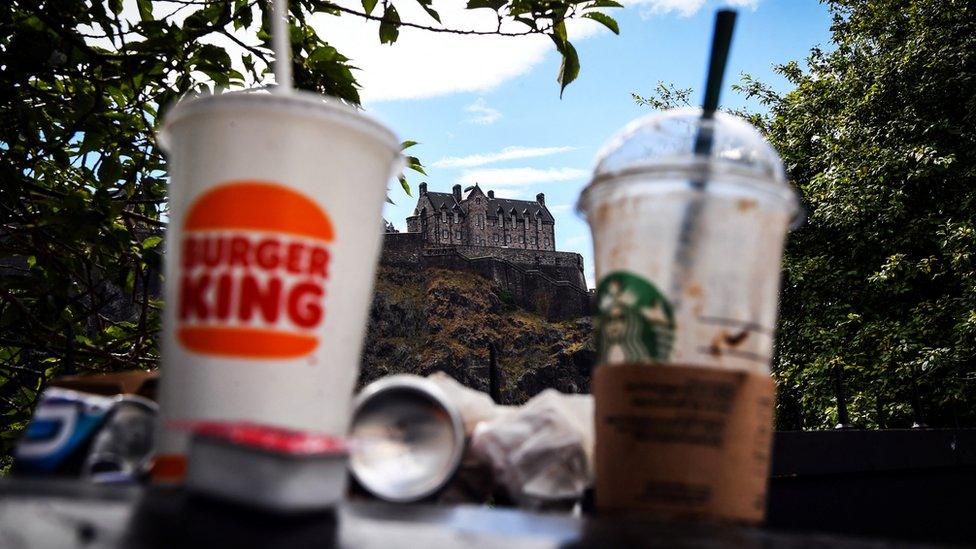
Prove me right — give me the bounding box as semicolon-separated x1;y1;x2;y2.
349;375;465;503
83;395;158;483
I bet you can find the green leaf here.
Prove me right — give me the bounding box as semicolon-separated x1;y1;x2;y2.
405;156;426;175
142;236;163;249
109;0;123;15
582;12;619;34
362;0;379;15
466;0;506;10
401;140;419;150
97;156;122;184
553;20;568;46
309;46;338;66
233;0;253;29
588;0;623;8
26;256;36;269
415;0;441;23
399;174;411;197
557;41;580;98
379;4;400;45
137;0;154;21
124;270;136;292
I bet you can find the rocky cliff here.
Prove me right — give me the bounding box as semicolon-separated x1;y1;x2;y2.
359;266;595;403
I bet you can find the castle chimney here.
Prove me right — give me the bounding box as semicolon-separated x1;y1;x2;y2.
488;190;495;199
536;192;545;206
419;182;428;195
452;184;462;202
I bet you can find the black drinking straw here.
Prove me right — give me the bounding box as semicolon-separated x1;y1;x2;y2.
671;9;738;305
693;9;737;169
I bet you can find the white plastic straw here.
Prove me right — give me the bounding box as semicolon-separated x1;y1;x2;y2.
272;0;292;92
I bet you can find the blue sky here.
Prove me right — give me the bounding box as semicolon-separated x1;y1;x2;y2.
331;0;836;287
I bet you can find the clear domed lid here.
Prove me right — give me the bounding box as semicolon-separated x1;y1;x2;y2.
591;108;787;185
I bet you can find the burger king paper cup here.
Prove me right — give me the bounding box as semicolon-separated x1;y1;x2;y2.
154;91;401;483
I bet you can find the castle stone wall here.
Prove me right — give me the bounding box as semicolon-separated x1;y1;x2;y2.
381;232;426;264
381;234;590;321
426;244;586;291
419;249;590;321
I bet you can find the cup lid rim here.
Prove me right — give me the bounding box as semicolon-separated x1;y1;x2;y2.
158;89;401;155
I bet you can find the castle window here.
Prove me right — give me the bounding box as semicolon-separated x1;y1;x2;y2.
476;198;481;205
442;230;448;239
493;235;498;244
441;211;447;223
455;230;461;239
505;235;510;245
544;237;549;247
453;213;459;224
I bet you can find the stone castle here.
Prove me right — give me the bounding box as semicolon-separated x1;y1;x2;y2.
405;183;556;251
382;184;589;320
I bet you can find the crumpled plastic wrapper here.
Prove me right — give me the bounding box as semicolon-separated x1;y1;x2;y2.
424;372;594;506
426;372;513;436
468;388;594;506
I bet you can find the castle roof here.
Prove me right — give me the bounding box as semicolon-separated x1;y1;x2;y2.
487;196;553;222
425;191;457;211
414;188;554;223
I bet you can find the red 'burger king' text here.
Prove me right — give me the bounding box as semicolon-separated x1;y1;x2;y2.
180;234;330;329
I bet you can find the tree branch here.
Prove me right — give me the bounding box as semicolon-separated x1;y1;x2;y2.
312;1;551;36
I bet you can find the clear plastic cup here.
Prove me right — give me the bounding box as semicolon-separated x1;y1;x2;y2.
578;108;799;374
580;108;798;522
154;90;402;483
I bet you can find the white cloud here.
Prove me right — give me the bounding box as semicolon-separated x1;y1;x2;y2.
625;0;759;18
465;98;501;125
727;0;761;9
458;167;588;186
311;0;605;103
548;204;573;214
491;189;527;199
433;145;577;169
634;0;706;17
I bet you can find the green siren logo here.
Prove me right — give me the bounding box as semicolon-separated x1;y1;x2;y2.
595;271;675;365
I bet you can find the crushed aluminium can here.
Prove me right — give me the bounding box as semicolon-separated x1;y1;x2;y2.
14;387;156;481
348;375;465;503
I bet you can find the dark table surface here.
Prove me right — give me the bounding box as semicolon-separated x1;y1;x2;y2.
0;479;943;548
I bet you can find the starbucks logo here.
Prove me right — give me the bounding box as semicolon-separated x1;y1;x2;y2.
595;271;675;365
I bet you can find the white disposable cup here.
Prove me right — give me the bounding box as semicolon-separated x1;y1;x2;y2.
154;91;402;479
578;110;798;374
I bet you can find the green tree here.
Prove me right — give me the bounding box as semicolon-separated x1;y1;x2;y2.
636;0;976;429
0;0;621;463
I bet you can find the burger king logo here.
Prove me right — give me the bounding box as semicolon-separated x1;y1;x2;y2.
177;181;332;359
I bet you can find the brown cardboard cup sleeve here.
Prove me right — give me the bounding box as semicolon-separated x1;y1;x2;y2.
593;364;775;523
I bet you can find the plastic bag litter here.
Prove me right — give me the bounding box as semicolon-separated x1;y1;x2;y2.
469;389;593;505
426;371;512;436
